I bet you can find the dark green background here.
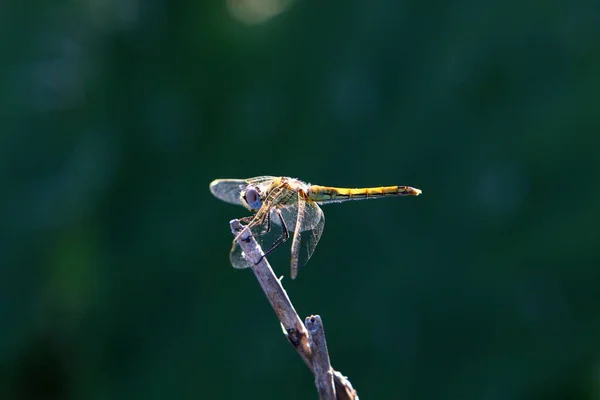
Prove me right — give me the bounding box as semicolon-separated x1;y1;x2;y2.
2;1;599;399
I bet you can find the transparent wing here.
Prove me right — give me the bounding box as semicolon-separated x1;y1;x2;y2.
210;179;248;206
210;176;276;206
284;196;325;279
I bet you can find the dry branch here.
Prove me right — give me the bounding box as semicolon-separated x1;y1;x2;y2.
230;219;358;400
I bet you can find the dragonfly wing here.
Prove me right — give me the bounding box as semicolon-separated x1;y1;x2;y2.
230;238;251;268
210;179;248;206
210;176;276;206
289;197;325;279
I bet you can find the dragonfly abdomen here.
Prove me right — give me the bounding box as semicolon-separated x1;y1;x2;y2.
308;185;421;203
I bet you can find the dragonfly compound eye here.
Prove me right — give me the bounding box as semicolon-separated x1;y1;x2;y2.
244;187;262;210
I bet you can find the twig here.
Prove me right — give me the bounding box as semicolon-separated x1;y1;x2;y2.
230;220;359;400
306;315;335;400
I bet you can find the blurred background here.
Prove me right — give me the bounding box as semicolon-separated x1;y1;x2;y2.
1;0;600;399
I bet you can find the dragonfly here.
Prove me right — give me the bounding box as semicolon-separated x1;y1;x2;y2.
210;176;421;279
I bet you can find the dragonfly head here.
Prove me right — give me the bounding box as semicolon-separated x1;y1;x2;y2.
241;185;263;212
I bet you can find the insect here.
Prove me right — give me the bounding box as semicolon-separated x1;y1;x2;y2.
210;176;421;278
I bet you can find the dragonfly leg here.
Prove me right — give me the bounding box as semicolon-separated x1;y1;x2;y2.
257;212;272;235
239;215;254;225
236;210;273;246
237;212;271;242
233;215;258;239
257;208;289;263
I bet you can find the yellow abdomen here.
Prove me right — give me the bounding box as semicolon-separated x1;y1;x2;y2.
308;185;421;203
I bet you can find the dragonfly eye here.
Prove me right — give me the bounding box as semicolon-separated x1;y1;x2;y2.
244;187;262;210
